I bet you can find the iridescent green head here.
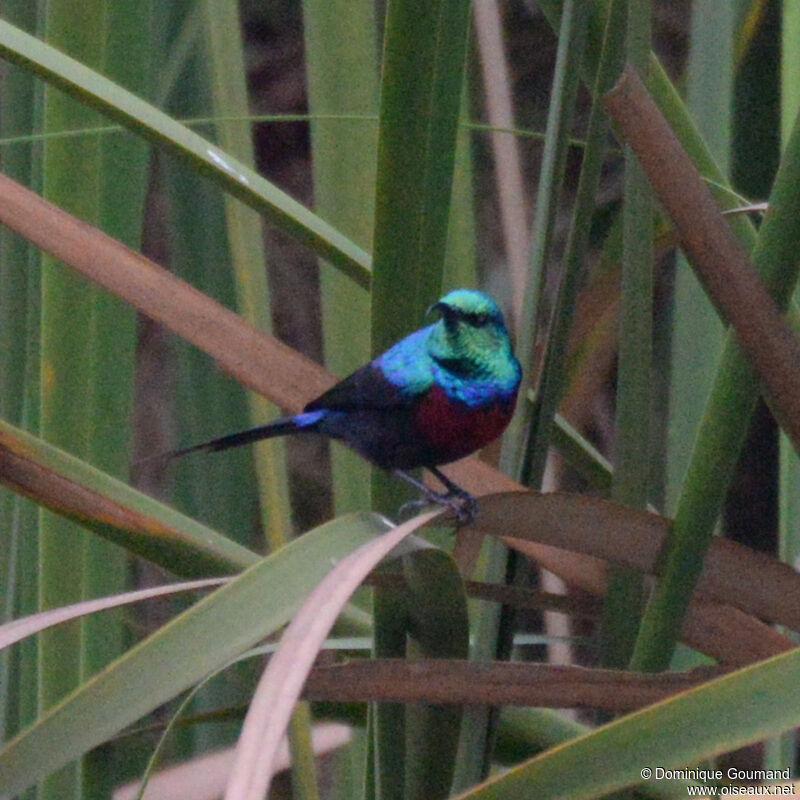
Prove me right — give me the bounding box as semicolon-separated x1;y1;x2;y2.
426;289;518;382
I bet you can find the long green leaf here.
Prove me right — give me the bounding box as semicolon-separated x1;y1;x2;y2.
86;3;154;793
600;0;652;669
38;4;118;794
202;0;292;551
372;579;408;800
771;0;800;772
201;4;311;794
303;0;377;515
370;0;472;352
159;4;258;549
0;17;371;288
402;546;469;800
665;0;733;515
369;0;471;514
0;417;258;575
443;81;478;291
0;512;391;797
0;0;39;754
503;0;589;483
367;2;472;789
523;0;624;490
631;104;800;671
456;646;800;799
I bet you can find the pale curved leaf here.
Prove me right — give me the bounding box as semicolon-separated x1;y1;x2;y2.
223;511;438;800
0;512;392;797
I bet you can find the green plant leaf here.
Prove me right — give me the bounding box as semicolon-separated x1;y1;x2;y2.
224;514;435;800
402;546;469;800
455;646;800;799
0;17;370;288
0;512;392;797
0;417;258;575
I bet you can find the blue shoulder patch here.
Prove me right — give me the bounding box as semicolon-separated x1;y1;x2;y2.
374;325;435;397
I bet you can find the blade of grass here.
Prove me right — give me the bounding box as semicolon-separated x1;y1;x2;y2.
303;0;377;515
372;579;407;800
600;0;652;670
370;0;471;351
732;0;780;201
202;0;292;552
156;4;284;771
550;414;613;492
85;4;154;793
0;417;259;575
452;645;800;800
443;79;479;292
782;2;800;146
495;710;697;800
204;5;313;791
434;62;482;798
603;71;800;670
0;578;226;652
473;0;528;315
491;0;591;774
524;0;625;490
163;161;260;542
0;512;393;797
482;5;592;772
665;0;733;515
402;547;469;800
222;514;434;800
369;0;472;511
501;0;590;482
0;0;39;752
155;5;260;568
37;4;114;794
767;0;800;771
433;52;482;799
369;2;473;793
0;17;371;287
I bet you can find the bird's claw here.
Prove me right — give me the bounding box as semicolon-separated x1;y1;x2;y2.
397;498;430;521
449;491;478;524
397;489;477;526
392;469;478;526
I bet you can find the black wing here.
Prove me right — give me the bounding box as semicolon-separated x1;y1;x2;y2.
305;362;412;412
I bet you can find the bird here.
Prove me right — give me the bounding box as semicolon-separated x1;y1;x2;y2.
163;288;521;522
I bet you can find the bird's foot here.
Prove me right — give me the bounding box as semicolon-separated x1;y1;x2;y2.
393;469;478;525
395;483;477;525
428;467;478;524
442;488;478;524
397;497;431;521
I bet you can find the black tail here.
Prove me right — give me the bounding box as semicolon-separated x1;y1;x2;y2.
138;416;303;467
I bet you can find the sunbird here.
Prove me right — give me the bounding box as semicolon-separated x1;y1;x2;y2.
166;288;521;521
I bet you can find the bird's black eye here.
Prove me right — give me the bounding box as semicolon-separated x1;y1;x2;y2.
468;312;490;327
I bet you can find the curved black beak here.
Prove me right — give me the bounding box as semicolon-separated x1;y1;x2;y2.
427;300;449;318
